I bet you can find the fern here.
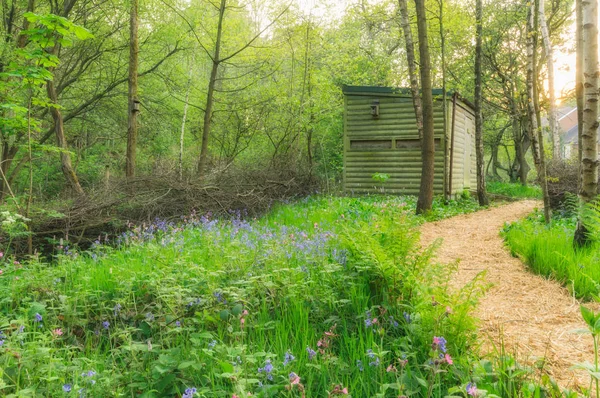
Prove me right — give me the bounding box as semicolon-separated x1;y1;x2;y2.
561;192;579;218
581;197;600;244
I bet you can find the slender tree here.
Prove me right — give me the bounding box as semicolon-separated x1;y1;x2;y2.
576;0;584;191
179;58;193;181
526;0;550;223
538;0;560;159
198;0;226;179
575;0;599;246
474;0;488;206
126;0;140;179
47;0;84;196
414;0;435;214
398;0;423;141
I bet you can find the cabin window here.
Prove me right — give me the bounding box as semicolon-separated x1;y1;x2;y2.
350;140;392;149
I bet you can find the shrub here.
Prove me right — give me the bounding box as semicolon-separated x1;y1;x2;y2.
486;181;542;199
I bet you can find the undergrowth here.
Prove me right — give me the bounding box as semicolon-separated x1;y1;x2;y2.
0;195;569;397
487;182;542;199
503;206;600;300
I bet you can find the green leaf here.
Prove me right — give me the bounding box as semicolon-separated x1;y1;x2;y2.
220;361;234;374
231;304;243;316
177;361;196;370
219;309;230;321
581;306;595;329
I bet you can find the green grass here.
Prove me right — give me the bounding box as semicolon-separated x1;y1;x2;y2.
486;182;542;199
0;195;564;397
503;212;600;300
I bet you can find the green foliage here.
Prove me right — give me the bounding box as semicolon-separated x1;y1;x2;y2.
0;195;496;397
503;210;600;299
371;172;390;184
486;182;542;199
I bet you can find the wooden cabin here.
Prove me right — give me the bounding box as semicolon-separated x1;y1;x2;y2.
342;85;477;197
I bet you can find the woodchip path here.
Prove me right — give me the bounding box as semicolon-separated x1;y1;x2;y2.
420;200;595;391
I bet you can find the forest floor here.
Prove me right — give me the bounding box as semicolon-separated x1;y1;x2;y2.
420;200;595;391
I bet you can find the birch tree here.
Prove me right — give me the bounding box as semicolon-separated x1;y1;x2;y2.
575;0;599;246
538;0;559;159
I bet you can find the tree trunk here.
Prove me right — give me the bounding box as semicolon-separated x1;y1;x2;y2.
398;0;423;140
198;0;226;179
414;0;435;214
125;0;139;179
527;0;551;223
474;0;488;206
179;61;193;181
575;0;600;246
576;0;584;192
46;79;85;196
437;0;448;201
538;0;560;159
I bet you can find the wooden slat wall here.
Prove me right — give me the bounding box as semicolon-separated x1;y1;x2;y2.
343;93;447;195
449;101;476;195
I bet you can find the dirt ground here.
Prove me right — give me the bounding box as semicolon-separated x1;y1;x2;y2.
420;200;595;391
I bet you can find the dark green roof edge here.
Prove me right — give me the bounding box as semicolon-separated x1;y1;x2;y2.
342;85;450;96
342;85;475;110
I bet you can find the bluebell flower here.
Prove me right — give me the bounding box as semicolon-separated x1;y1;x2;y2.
62;384;71;392
366;349;375;358
364;311;373;327
258;359;274;380
175;321;181;327
208;340;217;348
146;312;154;322
35;313;42;322
403;312;412;324
356;359;364;372
182;387;197;398
113;304;122;316
102;321;110;330
389;316;399;328
369;357;380;367
283;351;295;365
433;336;447;353
306;346;317;360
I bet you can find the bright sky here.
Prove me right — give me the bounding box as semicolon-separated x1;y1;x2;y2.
295;0;351;19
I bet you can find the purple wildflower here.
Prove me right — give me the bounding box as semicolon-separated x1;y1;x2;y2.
356;359;364;372
35;313;42;322
306;346;317;360
466;382;478;396
63;384;72;392
258;359;274;381
283;351;295;366
208;340;217;348
113;304;121;316
403;312;411;323
102;321;110;330
433;336;447;353
182;387;197;398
